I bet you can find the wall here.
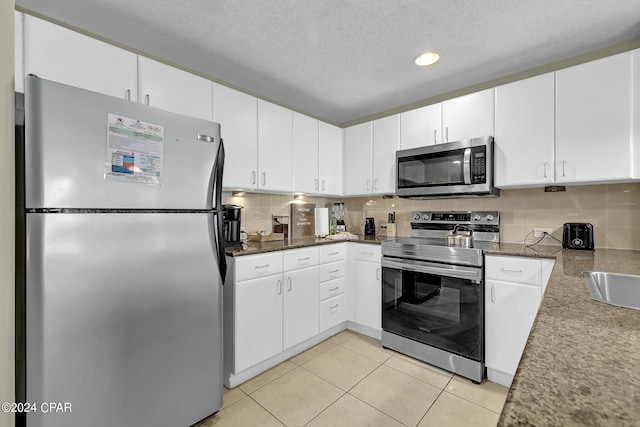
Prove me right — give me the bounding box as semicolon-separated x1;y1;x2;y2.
1;1;15;427
222;192;335;235
229;183;640;249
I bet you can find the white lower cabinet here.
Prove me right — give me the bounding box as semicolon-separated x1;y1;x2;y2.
484;255;554;387
235;273;283;373
283;265;319;350
229;243;383;386
319;244;347;332
350;244;382;333
320;293;345;331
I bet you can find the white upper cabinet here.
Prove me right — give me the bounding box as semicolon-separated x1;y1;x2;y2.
15;11;24;93
23;15;137;100
495;73;555;188
372;115;399;194
137;57;212;120
318;122;343;196
213;82;258;190
556;51;633;183
293;112;319;194
400;103;441;149
343;122;373;195
258;100;293;192
441;88;495;143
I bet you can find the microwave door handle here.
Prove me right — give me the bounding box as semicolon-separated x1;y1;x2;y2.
463;148;472;184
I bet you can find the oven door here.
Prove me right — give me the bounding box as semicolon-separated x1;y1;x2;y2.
382;257;483;361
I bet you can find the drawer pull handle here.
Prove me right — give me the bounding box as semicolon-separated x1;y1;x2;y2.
362;252;374;256
491;286;495;302
500;268;523;274
277;280;282;295
255;264;270;269
329;287;339;292
329;304;339;310
288;277;292;291
329;270;339;274
298;257;310;261
329;252;339;256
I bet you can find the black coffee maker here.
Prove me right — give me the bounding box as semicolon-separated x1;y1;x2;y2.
223;204;243;246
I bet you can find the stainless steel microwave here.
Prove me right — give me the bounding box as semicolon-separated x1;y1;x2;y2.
396;136;500;199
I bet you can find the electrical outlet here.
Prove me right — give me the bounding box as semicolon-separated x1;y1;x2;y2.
533;228;553;238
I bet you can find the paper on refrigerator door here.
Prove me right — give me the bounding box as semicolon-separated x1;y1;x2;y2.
105;113;165;185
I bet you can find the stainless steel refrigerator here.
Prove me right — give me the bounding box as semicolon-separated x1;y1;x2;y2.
15;76;226;427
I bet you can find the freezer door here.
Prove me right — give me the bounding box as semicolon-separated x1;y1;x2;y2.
25;76;221;209
25;213;223;427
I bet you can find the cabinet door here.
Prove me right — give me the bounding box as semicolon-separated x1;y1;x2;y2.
235;275;283;372
354;260;381;330
556;52;633;183
485;280;541;379
258;100;293;192
213;82;258;190
293;112;319;194
318;122;343;195
442;88;495;143
23;15;138;100
137;57;212;120
320;294;345;332
495;73;555;187
15;12;24;93
283;267;319;350
400;103;441;149
343;122;372;195
372;115;399;194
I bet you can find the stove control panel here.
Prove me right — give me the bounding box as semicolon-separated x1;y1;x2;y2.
410;211;499;226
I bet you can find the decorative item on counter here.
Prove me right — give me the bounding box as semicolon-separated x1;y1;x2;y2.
314;208;329;237
332;202;347;232
387;212;396;237
290;203;316;237
272;215;289;238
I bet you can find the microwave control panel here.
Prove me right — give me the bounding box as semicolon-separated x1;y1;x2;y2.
470;146;486;184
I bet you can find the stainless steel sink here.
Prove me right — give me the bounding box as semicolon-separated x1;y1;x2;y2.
584;271;640;311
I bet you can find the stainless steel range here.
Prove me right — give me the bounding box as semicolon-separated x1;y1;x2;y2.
381;211;500;383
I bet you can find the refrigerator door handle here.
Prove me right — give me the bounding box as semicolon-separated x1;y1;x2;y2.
212;139;227;282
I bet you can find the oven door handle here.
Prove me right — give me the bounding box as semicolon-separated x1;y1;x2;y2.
382;257;482;283
463;147;472;185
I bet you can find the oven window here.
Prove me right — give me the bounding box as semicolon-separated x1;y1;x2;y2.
397;149;465;188
382;266;482;361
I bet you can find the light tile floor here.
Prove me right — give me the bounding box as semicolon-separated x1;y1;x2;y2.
198;330;509;427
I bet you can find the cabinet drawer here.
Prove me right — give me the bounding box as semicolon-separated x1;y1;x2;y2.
353;244;381;261
320;294;345;332
319;243;346;263
319;260;346;282
284;247;319;271
235;252;283;282
485;256;542;286
319;277;344;301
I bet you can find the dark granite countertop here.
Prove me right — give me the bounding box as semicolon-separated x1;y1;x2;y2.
224;234;392;257
493;248;640;426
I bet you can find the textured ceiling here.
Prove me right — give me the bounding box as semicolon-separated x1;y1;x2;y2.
15;0;640;125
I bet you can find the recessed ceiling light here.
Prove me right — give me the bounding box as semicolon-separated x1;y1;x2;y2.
414;51;440;67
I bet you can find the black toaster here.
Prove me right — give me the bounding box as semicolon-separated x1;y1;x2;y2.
562;223;594;250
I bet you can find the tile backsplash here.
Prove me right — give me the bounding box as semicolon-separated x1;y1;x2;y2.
224;183;640;249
